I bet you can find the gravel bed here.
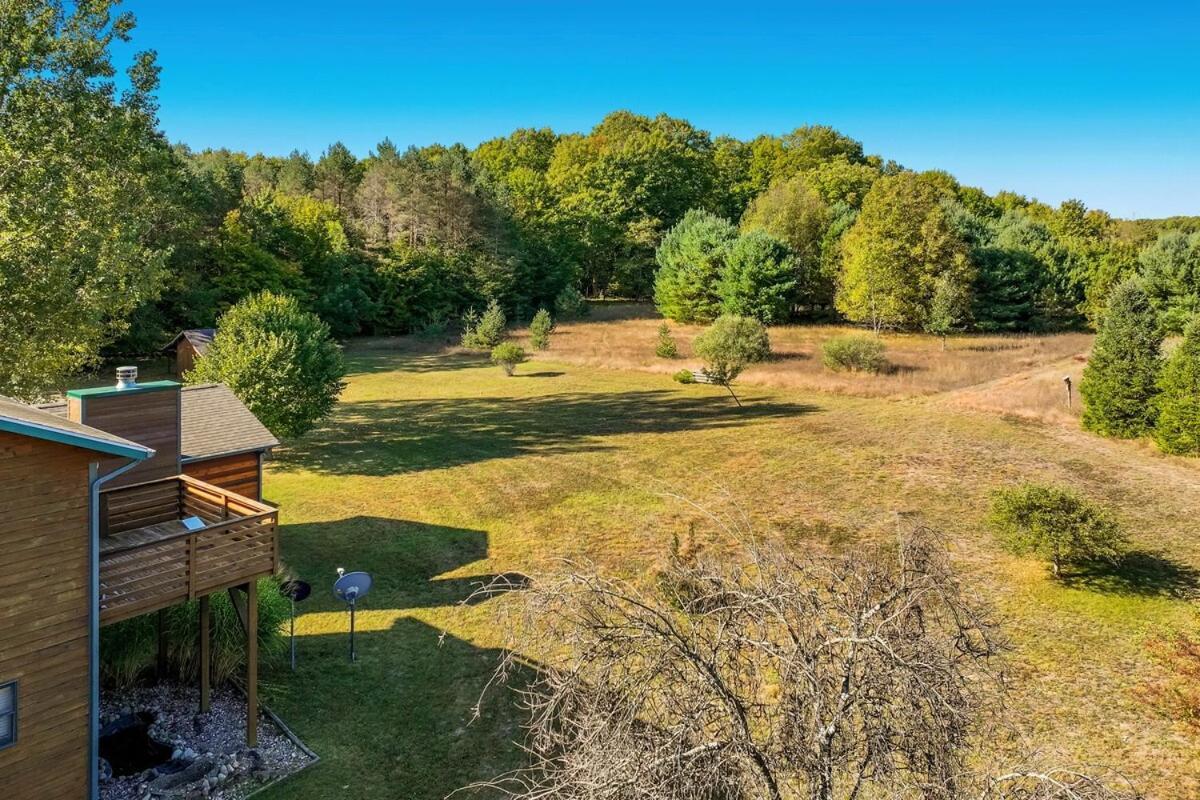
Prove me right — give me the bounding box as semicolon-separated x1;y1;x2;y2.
100;683;314;800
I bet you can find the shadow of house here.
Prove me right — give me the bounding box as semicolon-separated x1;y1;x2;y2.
274;390;819;477
260;618;536;800
276;517;523;611
259;516;536;799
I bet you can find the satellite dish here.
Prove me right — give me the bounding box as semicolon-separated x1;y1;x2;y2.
278;580;312;671
333;571;373;662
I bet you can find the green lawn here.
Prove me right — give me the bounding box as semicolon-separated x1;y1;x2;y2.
258;343;1200;799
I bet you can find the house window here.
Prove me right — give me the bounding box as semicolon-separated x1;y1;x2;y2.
0;681;15;749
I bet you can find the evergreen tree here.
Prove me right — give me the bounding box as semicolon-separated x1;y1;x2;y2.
653;209;737;323
1080;278;1164;438
718;230;797;324
1154;316;1200;455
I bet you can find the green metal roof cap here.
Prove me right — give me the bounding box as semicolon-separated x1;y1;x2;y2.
66;380;180;399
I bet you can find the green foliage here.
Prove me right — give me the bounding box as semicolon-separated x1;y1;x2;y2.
837;173;973;332
989;483;1127;576
672;368;695;384
529;308;554;350
739;175;832;313
655;323;679;359
99;576;288;688
924;273;973;344
719;230;797;324
1081;278;1164;439
653;209;737;323
461;298;507;350
491;342;527;375
1154;317;1200;455
1139;231;1200;333
822;334;888;373
0;0;178;398
553;286;590;319
692;315;770;403
187;291;346;438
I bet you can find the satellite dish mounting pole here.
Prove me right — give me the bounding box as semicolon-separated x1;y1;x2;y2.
350;599;357;662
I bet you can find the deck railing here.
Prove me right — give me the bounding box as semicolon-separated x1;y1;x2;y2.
99;475;278;625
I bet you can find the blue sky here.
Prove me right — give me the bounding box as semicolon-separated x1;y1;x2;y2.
125;1;1199;218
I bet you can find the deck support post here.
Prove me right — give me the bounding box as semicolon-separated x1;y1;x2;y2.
156;608;168;678
246;580;258;748
199;594;211;713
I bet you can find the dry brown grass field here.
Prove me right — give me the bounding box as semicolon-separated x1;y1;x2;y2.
263;309;1200;800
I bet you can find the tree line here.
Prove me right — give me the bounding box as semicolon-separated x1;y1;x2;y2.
4;1;1200;400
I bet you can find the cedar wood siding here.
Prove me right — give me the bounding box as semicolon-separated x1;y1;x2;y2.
174;340;199;377
71;386;181;490
0;432;93;799
183;451;262;501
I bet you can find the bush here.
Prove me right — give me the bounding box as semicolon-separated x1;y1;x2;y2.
672;369;695;384
822;334;887;373
1081;277;1163;439
655;323;678;359
100;576;289;688
491;342;527;375
461;298;507;350
554;286;590;320
530;308;555;350
187;291;346;439
692;315;770;405
1154;316;1200;455
989;483;1127;577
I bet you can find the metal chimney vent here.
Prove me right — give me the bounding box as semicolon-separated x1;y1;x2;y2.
115;366;138;389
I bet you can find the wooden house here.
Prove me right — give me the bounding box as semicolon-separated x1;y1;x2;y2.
162;329;215;377
1;368;280;799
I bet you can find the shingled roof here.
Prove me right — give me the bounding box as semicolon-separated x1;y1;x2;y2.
162;328;216;355
0;396;153;460
37;383;277;463
178;383;278;462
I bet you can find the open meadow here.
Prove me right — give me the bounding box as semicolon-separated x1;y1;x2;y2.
259;312;1200;800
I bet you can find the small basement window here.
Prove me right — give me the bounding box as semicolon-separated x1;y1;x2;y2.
0;681;15;749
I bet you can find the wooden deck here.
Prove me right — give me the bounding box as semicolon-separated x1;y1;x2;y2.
98;475;278;625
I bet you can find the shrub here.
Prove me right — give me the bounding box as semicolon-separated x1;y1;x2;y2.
187;291;346;439
822;334;887;373
1081;277;1163;439
989;483;1127;577
100;576;289;688
1154;316;1200;455
718;230;797;324
461;298;507;349
554;286;590;320
672;369;695;384
530;308;555;350
491;342;527;375
655;323;678;359
692;315;770;405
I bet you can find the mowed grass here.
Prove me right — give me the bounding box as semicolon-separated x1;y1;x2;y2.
258;337;1200;800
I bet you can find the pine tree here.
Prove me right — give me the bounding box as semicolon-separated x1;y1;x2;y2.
1154;316;1200;455
1080;278;1163;438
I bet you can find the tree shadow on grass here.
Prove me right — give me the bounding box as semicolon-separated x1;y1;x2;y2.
276;390;819;477
1060;551;1200;599
514;371;565;378
343;350;490;376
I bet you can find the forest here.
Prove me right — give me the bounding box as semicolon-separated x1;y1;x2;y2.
4;1;1200;400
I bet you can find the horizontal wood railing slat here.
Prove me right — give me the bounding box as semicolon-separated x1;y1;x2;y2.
99;475;278;625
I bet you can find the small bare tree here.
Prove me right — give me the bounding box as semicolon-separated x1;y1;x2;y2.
467;528;1007;800
981;768;1143;800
